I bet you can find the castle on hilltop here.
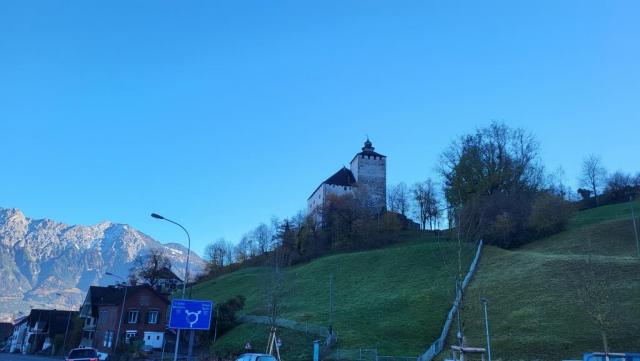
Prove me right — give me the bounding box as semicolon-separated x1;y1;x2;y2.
308;138;387;220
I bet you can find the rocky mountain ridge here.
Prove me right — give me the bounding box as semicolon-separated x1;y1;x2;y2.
0;207;205;322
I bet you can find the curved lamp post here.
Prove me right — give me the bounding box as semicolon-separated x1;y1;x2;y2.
151;213;191;361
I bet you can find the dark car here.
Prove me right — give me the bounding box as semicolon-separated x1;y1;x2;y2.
66;348;99;361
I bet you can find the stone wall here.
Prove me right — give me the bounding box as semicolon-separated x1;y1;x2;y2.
351;155;386;212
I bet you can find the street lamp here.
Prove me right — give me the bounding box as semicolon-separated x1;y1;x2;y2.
480;298;492;361
151;213;191;361
106;272;128;354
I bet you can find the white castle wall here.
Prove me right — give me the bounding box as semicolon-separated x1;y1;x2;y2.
307;183;355;215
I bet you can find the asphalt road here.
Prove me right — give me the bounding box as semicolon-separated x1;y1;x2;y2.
0;353;64;361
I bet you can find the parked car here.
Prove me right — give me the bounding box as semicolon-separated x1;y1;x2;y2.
235;353;278;361
583;353;640;361
66;347;99;361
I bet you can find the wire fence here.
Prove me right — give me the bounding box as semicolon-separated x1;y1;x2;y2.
238;315;330;337
325;348;417;361
418;240;484;361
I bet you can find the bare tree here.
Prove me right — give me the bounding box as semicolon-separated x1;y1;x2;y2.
388;182;410;216
580;154;607;206
573;243;617;357
223;241;235;266
427;190;441;230
605;171;635;202
254;223;272;254
234;236;252;263
412;179;439;230
263;233;290;330
205;238;233;273
129;248;172;286
633;172;640;188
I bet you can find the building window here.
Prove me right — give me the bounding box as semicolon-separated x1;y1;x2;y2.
125;331;137;343
140;295;150;306
146;310;159;324
98;310;109;325
127;309;139;324
103;330;114;348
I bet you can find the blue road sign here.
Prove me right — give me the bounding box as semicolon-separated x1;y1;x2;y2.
169;299;214;330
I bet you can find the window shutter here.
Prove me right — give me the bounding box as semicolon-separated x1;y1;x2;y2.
145;311;150;324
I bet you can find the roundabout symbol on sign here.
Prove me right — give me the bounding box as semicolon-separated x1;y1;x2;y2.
185;309;202;328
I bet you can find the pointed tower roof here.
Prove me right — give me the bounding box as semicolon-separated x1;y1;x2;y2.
355;137;385;158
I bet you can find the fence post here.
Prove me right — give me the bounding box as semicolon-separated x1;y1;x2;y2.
314;340;320;361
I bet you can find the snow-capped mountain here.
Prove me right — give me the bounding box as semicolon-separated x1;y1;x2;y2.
0;207;206;322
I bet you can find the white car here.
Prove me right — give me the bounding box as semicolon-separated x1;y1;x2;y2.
65;348;99;361
236;353;278;361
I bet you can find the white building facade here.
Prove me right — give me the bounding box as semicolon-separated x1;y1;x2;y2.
308;138;386;220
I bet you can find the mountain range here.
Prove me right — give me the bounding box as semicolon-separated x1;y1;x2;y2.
0;207;206;322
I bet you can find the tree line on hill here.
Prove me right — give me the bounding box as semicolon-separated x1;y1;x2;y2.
199;122;640;279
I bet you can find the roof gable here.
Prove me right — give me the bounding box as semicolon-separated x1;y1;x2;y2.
88;284;170;307
157;266;182;282
323;167;356;187
308;167;357;200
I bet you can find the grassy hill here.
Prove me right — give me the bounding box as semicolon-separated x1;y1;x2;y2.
445;200;640;361
190;233;478;359
192;201;640;361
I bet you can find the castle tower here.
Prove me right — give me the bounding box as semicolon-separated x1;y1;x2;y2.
350;138;386;212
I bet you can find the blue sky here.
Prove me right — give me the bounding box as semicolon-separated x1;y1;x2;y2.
1;1;639;256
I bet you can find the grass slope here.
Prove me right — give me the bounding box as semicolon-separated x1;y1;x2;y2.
445;200;640;361
209;323;316;361
191;233;478;359
195;201;640;361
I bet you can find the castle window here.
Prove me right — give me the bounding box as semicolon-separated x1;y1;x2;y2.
344;186;347;190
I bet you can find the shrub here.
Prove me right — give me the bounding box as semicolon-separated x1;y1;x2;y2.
529;192;574;237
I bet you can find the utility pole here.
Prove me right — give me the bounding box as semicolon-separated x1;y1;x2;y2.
34;310;42;354
329;274;333;330
480;298;492;361
62;311;72;352
188;280;195;359
630;196;639;257
456;280;463;347
105;273;128;355
56;293;73;353
213;305;220;343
